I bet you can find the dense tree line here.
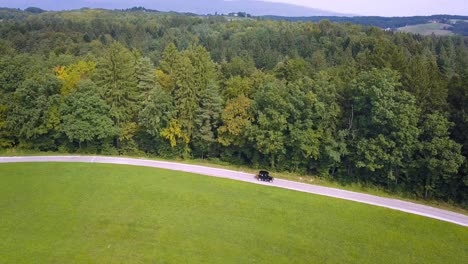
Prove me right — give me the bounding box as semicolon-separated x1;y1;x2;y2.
0;9;467;206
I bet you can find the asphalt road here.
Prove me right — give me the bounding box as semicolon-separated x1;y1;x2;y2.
1;155;467;227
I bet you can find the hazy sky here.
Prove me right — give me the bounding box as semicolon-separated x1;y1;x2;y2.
265;0;468;16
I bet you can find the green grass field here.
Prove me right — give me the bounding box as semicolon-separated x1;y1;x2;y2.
398;23;454;36
1;150;466;214
0;163;467;263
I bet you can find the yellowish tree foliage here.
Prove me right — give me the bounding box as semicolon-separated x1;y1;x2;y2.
0;104;13;148
218;95;253;146
155;69;173;92
54;61;96;96
161;119;189;148
121;122;138;142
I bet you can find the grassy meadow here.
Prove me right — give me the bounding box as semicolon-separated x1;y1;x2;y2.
398;23;454;36
0;163;467;263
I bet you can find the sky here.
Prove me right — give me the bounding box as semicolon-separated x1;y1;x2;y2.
264;0;468;16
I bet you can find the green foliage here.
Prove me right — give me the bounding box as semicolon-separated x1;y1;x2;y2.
414;112;465;199
274;57;310;82
60;80;115;147
218;95;253;147
250;80;290;167
402;54;447;111
8;75;61;146
1;9;468;204
0;55;28;93
349;69;421;185
136;57;157;99
172;55;197;142
193;82;223;158
221;55;256;78
96;42;138;126
160;43;179;75
95;42;138;150
139;86;175;138
223;76;252;99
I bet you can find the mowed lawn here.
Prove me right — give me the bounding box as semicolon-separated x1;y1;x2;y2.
0;163;466;263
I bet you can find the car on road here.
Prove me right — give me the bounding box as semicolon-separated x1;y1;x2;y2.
256;170;273;182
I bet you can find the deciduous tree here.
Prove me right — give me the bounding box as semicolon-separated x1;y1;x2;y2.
60;80;115;148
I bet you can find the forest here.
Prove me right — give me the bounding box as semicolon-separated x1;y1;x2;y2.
0;8;467;206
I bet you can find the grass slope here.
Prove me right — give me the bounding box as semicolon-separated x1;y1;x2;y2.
1;150;466;214
0;163;467;263
398;23;454;36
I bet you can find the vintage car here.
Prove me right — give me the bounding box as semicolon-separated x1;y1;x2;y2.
256;170;273;182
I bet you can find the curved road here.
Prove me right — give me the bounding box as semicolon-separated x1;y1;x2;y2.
1;156;467;227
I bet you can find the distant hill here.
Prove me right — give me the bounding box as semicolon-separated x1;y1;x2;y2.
262;14;468;28
263;14;468;36
0;0;346;17
397;23;454;36
3;2;467;36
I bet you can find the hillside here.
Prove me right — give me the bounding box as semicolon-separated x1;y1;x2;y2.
1;163;466;263
263;15;468;36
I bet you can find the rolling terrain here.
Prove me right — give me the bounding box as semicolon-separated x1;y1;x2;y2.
265;14;468;35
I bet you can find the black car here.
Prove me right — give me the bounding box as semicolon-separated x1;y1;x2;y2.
256;170;273;182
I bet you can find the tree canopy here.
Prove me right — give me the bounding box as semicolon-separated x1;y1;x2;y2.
0;8;467;206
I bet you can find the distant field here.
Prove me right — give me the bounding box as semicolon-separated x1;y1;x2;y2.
1;163;467;263
449;19;468;23
398;23;454;36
